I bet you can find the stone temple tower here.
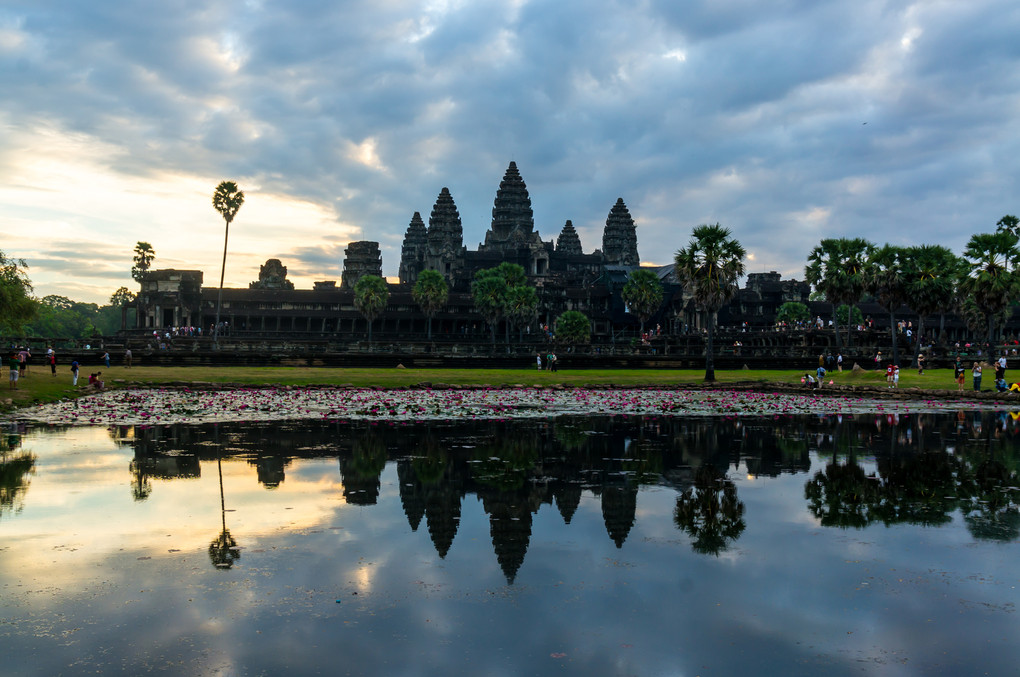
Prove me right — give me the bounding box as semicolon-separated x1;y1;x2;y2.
398;212;428;284
341;241;383;289
481;161;539;252
556;220;583;255
601;198;639;266
425;187;464;280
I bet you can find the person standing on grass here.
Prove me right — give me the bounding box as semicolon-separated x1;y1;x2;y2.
49;350;56;376
9;352;19;389
70;359;80;386
536;354;542;371
973;362;983;392
998;353;1007;381
917;353;925;375
893;365;900;388
955;358;965;391
103;351;110;368
125;348;132;368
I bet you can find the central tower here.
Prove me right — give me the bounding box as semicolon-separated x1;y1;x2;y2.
481;161;536;252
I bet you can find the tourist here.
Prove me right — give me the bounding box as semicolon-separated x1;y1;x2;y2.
102;351;110;368
88;372;104;391
49;350;56;376
550;353;558;372
125;348;132;368
804;373;816;389
875;351;882;368
70;359;79;386
18;348;29;377
972;362;982;391
917;353;925;375
536;354;542;370
885;364;894;387
998;353;1007;381
837;353;843;372
892;366;900;388
8;352;18;390
996;377;1008;392
816;364;826;382
954;359;965;391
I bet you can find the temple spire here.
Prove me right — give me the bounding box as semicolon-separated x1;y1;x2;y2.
556;220;583;255
601;198;639;266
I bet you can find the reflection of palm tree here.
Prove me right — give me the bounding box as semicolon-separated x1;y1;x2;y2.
208;447;240;569
963;459;1020;541
674;465;746;555
804;461;880;529
0;432;35;520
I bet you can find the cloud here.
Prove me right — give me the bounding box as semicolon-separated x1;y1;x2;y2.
0;0;1018;302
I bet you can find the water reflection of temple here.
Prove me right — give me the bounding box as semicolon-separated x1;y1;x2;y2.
113;411;1020;582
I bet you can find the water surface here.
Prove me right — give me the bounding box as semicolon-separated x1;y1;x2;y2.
1;412;1017;675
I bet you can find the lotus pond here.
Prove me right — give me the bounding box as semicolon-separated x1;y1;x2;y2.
1;391;1018;676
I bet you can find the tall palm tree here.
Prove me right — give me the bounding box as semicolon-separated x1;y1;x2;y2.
962;231;1020;343
504;284;538;344
867;245;908;366
674;224;746;382
353;275;390;346
621;268;664;336
412;269;448;340
211;181;245;346
903;245;958;366
805;237;875;349
131;241;156;282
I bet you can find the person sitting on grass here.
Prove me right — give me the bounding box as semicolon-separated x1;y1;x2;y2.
88;372;105;391
996;378;1009;392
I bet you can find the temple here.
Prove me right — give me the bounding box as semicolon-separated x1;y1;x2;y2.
132;161;810;341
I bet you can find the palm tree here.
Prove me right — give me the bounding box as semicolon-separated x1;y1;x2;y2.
805;237;875;349
131;242;156;282
621;268;664;336
674;224;746;382
412;269;448;340
211;181;245;346
962;231;1020;343
504;284;538;344
867;245;908;366
353;275;390;346
903;245;958;366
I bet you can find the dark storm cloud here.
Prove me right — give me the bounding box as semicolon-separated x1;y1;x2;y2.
2;0;1020;291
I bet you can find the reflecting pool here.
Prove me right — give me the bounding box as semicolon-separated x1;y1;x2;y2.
1;412;1018;675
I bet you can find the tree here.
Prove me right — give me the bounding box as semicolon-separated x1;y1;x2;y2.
674;224;746;382
903;245;958;365
110;287;136;306
353;275;390;346
471;263;529;350
621;268;664;335
212;181;245;345
835;304;864;328
962;231;1019;343
555;310;591;345
504;284;538;342
867;245;908;366
131;242;156;283
805;238;875;349
0;252;36;336
995;214;1020;238
412;270;448;340
775;301;811;326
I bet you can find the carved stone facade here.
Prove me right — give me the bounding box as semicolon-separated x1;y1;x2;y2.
556;220;583;255
601;198;639;266
250;258;294;290
398;212;428;285
341;241;383;289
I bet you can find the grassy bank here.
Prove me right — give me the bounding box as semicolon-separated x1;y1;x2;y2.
0;364;965;410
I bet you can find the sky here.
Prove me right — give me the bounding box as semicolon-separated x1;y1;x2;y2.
1;0;1019;304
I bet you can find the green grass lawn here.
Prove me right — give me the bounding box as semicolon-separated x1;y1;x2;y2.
0;363;966;410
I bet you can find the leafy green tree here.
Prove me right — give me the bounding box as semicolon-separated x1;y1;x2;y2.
212;181;245;344
0;251;36;336
775;301;810;326
27;296;98;338
995;214;1020;238
555;310;591;345
412;270;448;340
903;245;958;364
674;465;746;555
962;231;1019;342
674;224;746;382
110;287;136;306
505;284;538;342
621;268;664;335
835;304;864;328
131;242;156;283
805;237;875;349
353;275;390;346
867;245;908;366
